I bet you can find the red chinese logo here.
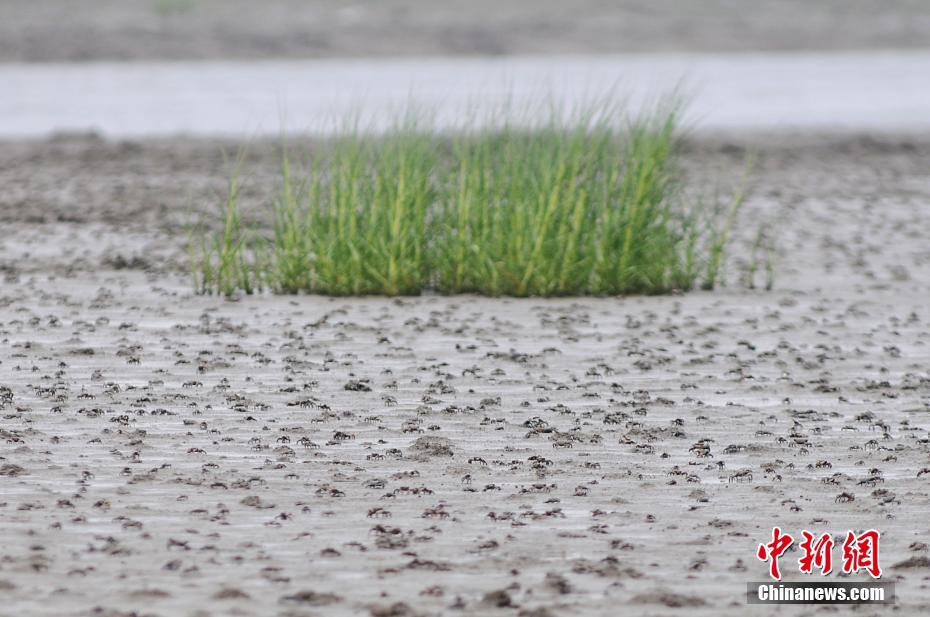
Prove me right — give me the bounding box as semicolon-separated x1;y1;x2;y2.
841;530;882;578
798;531;834;575
757;526;794;580
757;528;882;579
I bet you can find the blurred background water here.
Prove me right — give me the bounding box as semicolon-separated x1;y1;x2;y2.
2;0;928;137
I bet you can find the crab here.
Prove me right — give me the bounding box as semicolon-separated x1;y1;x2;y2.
728;469;753;483
296;437;319;449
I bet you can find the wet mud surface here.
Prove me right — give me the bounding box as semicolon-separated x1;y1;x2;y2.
3;0;930;62
1;133;929;616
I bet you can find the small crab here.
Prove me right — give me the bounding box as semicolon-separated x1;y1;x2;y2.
422;506;450;520
728;469;753;483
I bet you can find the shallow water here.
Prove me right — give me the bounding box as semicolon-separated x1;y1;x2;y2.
2;50;930;138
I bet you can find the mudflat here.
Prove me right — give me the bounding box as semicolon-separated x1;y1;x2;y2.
1;132;928;615
2;0;930;61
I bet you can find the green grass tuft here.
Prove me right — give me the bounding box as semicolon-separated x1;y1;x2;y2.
192;102;745;297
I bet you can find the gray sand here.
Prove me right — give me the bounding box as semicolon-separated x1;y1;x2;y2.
1;133;928;615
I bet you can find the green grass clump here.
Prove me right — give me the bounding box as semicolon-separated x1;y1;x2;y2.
192;103;743;297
